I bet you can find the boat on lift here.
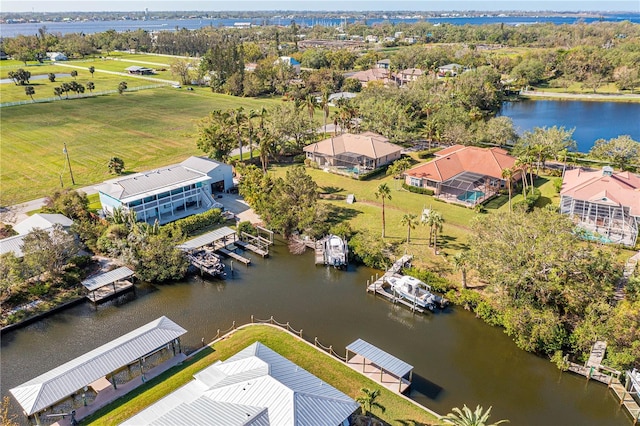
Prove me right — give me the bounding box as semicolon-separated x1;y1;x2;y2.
387;275;448;311
324;234;348;268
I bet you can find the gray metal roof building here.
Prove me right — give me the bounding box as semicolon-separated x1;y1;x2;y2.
10;316;187;418
346;338;414;383
123;342;359;426
82;266;135;292
176;227;237;251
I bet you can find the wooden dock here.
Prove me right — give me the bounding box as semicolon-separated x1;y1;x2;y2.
315;238;326;265
217;247;251;265
236;240;268;258
564;341;640;424
86;280;134;303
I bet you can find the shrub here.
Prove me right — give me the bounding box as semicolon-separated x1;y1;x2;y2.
162;209;224;238
237;221;257;237
404;267;454;293
401;182;435;196
357;166;388;181
293;154;306;163
553;177;563;193
513;187;541;212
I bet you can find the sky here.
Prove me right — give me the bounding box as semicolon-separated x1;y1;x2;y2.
1;1;639;13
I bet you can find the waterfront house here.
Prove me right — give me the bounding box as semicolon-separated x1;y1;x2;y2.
122;342;359;426
560;167;640;246
96;156;233;225
404;144;519;206
304;131;402;176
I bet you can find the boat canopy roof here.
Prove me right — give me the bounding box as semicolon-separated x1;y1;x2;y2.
346;338;413;378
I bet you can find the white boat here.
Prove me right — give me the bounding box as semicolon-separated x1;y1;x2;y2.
387;275;447;310
324;235;348;268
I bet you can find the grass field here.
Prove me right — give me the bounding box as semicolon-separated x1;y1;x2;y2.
0;88;283;205
85;325;441;426
0;54;179;103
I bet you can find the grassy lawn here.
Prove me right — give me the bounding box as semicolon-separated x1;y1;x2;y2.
85;325;440;426
270;165;477;267
0;89;283;205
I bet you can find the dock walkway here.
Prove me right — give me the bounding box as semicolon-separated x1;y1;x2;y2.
217;246;251;265
236;240;268;258
565;341;640;424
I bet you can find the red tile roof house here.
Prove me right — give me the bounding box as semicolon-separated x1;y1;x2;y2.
303;131;402;178
560;166;640;247
404;144;520;206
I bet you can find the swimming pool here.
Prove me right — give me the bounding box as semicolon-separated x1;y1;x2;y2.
457;190;485;203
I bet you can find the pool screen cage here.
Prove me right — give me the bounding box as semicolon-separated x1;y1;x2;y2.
334;152;374;169
560;196;639;247
440;171;487;193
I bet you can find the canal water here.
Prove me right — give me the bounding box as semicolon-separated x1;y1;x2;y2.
0;239;629;425
501;100;640;153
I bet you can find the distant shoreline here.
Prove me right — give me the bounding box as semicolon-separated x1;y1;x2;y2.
520;90;640;103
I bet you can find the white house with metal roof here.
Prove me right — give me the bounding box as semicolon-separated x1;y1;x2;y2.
123;342;359;426
96;156;233;225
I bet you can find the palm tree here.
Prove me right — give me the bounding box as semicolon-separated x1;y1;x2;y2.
246;109;258;160
24;86;35;101
53;87;63;99
86;81;95;93
231;107;246;161
442;405;508;426
319;90;330;132
375;183;392;238
88;66;95;77
118;81;127;95
423;210;444;254
48;73;56;82
401;213;419;243
304;94;317;121
355;388;386;418
501;167;514;213
451;251;470;289
70;70;78;80
513;158;527;197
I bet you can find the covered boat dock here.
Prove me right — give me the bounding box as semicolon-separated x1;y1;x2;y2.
10;316;187;425
82;266;135;303
345;338;413;393
177;227;251;265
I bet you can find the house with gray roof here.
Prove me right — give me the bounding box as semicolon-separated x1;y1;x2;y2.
123;342;359;426
95;156;233;225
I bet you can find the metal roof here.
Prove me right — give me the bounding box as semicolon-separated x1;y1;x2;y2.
13;214;73;235
10;316;186;416
177;227;236;251
150;398;270;426
346;338;413;378
82;266;135;292
0;233;27;257
123;342;359;426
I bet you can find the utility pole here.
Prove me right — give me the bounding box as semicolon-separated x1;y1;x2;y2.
63;143;75;185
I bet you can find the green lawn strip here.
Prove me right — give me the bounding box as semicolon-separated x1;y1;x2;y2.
0;89;283;205
0;65;168;103
85;325;440;426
